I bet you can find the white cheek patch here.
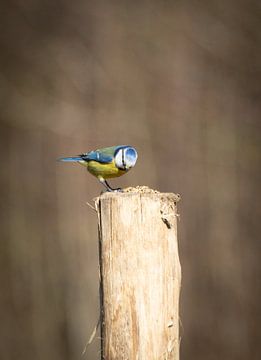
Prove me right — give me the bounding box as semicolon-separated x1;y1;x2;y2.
115;149;124;169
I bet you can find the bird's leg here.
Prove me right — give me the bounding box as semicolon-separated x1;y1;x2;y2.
99;178;122;192
104;180;122;192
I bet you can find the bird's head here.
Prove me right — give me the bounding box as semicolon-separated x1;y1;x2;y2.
114;146;138;170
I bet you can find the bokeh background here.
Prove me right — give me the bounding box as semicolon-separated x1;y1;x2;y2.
0;1;260;359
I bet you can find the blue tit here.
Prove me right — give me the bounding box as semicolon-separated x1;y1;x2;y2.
58;145;138;191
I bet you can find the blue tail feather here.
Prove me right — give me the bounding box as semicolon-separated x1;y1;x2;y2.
57;156;83;162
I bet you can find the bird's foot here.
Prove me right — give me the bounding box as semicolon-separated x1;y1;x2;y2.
114;187;123;192
108;187;123;192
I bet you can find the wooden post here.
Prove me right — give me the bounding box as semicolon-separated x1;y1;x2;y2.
96;188;181;360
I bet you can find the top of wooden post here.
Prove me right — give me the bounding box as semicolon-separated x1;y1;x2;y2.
95;186;181;230
96;186;181;203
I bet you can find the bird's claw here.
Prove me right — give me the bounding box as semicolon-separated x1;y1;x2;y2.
108;187;123;193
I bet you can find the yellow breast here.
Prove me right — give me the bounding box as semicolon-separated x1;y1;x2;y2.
85;160;127;179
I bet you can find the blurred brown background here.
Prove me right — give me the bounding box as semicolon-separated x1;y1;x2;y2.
0;1;260;359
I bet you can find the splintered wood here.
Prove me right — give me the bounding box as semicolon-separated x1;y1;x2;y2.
96;188;181;360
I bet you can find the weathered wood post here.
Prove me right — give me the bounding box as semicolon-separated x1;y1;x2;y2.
96;187;181;360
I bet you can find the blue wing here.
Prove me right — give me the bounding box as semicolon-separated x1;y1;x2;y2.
84;145;132;163
82;150;114;164
57;152;113;164
58;145;130;164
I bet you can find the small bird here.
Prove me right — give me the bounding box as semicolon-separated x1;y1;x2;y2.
58;145;138;191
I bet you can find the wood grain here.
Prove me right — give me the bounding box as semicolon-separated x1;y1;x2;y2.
96;190;181;360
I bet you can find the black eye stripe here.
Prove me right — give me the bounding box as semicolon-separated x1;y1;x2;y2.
122;150;126;169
